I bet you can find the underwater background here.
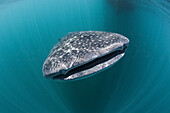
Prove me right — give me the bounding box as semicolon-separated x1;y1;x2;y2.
0;0;170;113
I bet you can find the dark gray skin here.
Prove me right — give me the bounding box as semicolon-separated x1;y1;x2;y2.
43;31;129;81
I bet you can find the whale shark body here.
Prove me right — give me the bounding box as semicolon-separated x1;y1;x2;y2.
43;31;129;81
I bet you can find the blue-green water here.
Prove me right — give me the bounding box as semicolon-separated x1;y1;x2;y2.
0;0;170;113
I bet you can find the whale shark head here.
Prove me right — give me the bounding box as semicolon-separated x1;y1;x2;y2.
43;31;129;81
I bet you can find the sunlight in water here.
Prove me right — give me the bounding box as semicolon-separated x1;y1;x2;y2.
0;0;170;113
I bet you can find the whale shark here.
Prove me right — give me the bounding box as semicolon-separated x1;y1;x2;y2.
43;31;129;81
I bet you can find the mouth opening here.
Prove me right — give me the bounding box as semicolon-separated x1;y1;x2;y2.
52;45;127;80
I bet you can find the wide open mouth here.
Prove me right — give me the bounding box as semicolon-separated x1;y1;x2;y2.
51;44;128;80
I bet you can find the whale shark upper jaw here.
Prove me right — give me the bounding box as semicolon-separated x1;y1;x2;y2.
51;43;128;81
45;43;129;81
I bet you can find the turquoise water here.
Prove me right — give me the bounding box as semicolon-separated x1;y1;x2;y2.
0;0;170;113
